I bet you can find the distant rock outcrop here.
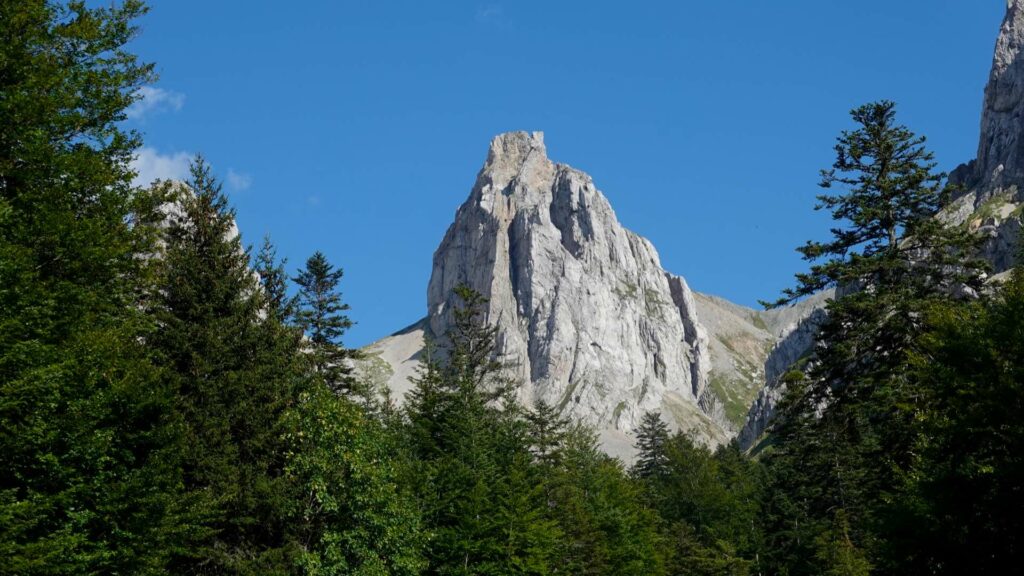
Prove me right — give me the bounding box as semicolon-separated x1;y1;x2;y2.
736;290;833;449
947;0;1024;272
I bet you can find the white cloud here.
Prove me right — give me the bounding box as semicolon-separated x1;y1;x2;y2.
475;4;503;23
226;168;253;191
131;147;191;187
126;86;186;120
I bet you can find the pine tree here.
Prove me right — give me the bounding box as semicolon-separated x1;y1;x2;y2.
526;398;571;469
293;251;362;397
152;157;306;572
0;1;201;572
254;234;297;321
632;411;670;481
761;101;988;573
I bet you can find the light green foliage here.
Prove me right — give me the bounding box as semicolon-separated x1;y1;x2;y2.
814;511;872;576
284;386;424;576
358;352;396;396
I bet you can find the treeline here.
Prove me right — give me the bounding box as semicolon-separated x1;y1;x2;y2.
3;2;1024;575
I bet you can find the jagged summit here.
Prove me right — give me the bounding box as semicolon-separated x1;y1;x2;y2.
428;130;725;446
945;0;1024;272
963;0;1024;191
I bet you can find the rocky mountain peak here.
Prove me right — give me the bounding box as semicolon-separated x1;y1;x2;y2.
423;131;731;451
478;131;549;190
944;0;1024;273
974;0;1024;190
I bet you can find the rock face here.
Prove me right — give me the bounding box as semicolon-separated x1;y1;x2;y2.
947;0;1024;271
736;290;833;449
426;132;726;444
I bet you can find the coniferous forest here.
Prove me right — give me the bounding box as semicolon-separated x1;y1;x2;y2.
2;3;1023;575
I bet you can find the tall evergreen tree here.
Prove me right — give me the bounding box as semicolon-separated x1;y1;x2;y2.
0;1;202;572
526;399;571;469
404;285;566;575
761;101;987;573
631;411;670;481
888;255;1024;574
152;157;308;572
254;234;297;321
550;426;668;576
293;251;361;396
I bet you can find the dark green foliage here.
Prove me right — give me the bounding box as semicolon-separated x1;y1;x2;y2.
255;235;298;321
631;411;670;481
766;100;984;309
294;251;362;397
0;1;202;572
760;102;992;574
405;286;552;574
539;425;666;576
643;434;764;575
151;158;307;572
152;159;423;574
887;267;1024;573
8;7;1022;572
526;399;571;469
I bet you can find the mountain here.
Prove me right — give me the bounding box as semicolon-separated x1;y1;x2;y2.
362;2;1024;456
359;131;822;457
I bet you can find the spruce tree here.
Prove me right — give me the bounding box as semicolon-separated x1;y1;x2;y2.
293;251;362;397
405;286;565;575
0;1;201;572
152;157;306;572
254;234;297;321
762;101;987;573
632;411;670;481
526;398;572;469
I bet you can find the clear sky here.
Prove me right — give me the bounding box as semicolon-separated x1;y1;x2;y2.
126;1;1007;347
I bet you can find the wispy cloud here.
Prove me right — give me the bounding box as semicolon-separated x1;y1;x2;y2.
475;4;503;24
131;147;191;187
226;168;253;191
126;86;186;120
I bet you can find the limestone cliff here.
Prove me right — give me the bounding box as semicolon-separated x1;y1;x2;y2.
425;131;727;447
947;0;1024;272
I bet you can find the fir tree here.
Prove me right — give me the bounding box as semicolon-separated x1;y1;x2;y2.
293;251;362;397
632;411;670;481
761;101;987;573
152;157;306;572
254;234;297;321
526;398;572;469
0;1;201;572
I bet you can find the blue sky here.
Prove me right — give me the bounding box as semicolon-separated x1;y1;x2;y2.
127;1;1006;347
